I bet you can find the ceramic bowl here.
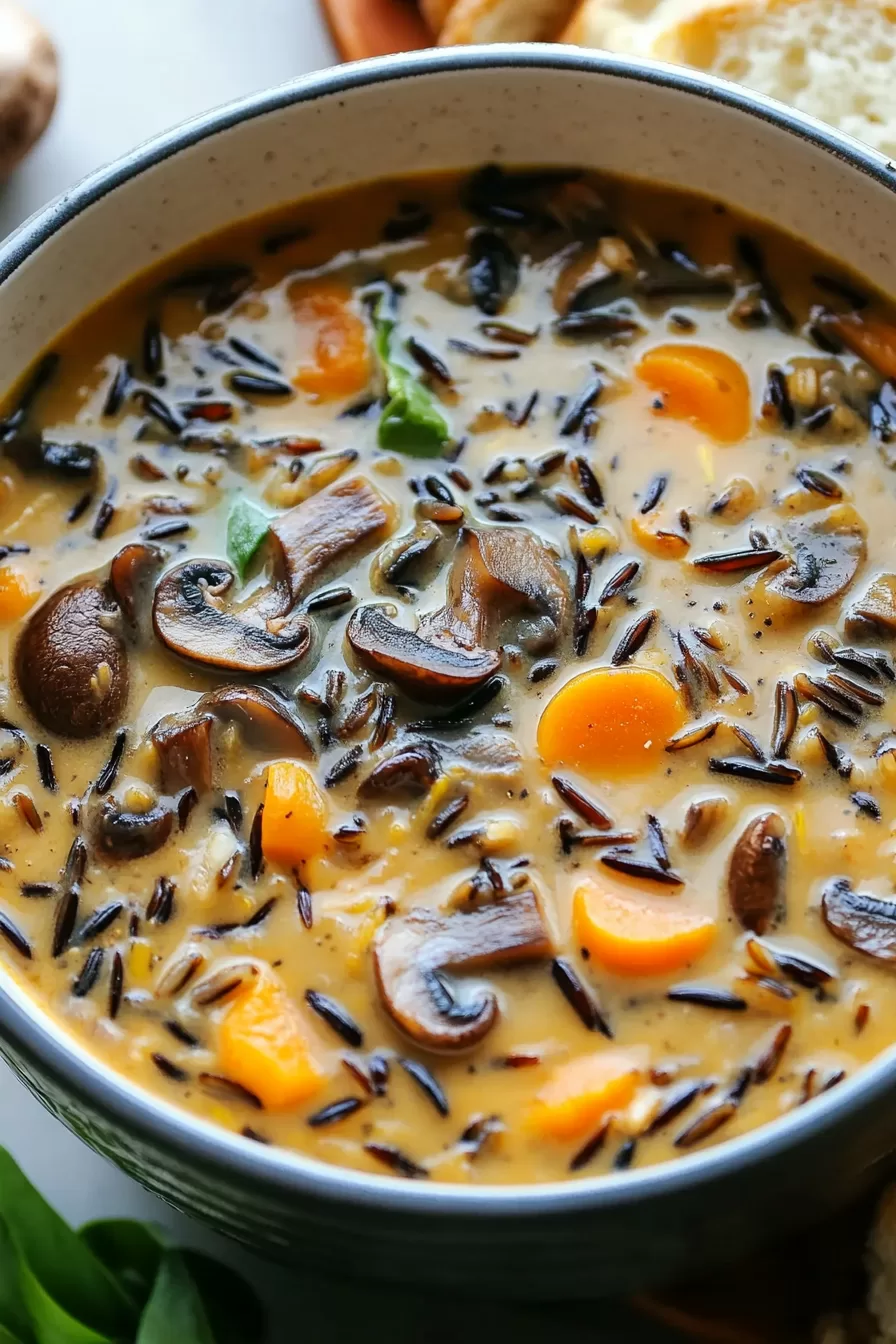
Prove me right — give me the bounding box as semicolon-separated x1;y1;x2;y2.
2;46;896;1297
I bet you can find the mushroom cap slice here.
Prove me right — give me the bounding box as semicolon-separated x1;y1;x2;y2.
15;581;128;739
727;811;786;934
199;684;313;757
271;475;397;602
347;605;501;701
822;877;896;962
765;506;866;609
109;542;164;625
152;559;312;674
373;891;553;1051
151;713;215;794
423;526;569;649
359;741;442;798
95;798;175;859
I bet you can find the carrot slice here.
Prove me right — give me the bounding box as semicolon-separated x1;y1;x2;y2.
630;511;689;559
219;975;325;1110
292;285;371;401
0;566;39;623
816;311;896;380
262;760;329;869
527;1048;646;1140
573;880;717;976
636;344;751;443
537;666;686;776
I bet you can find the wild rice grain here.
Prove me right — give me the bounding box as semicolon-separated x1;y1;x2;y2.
94;729;127;796
35;743;56;792
364;1143;428;1179
151;1053;189;1083
108;950;123;1019
308;1097;365;1127
0;911;31;960
72;947;105;997
305;990;364;1047
551;957;612;1037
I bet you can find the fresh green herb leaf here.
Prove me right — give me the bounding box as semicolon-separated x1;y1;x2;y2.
18;1261;115;1344
0;1325;25;1344
136;1251;214;1344
373;314;451;457
226;499;270;580
0;1150;136;1337
0;1217;33;1344
79;1221;166;1310
180;1253;266;1344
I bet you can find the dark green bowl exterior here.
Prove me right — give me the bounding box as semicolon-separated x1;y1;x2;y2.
3;46;896;1297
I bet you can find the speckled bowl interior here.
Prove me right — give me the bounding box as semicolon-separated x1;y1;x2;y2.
2;47;896;1296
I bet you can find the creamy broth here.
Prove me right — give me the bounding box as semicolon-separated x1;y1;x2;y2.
1;168;895;1184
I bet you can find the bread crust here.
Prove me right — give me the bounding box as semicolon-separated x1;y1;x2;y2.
438;0;579;44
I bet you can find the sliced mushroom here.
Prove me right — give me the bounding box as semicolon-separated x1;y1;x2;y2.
199;684;313;757
752;506;866;621
845;573;896;639
359;741;441;798
727;811;786;934
270;475;396;603
424;526;569;649
4;431;97;478
822;877;896;962
373;891;553;1051
109;542;164;624
151;713;214;794
347;605;501;702
152;559;312;674
95;797;174;859
15;581;128;738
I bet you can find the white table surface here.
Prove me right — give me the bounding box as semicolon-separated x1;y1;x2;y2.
0;6;669;1338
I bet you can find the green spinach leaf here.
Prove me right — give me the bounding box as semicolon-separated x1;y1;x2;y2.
135;1251;214;1344
180;1253;265;1344
0;1216;33;1344
0;1150;135;1337
18;1262;114;1344
79;1221;166;1310
226;499;270;579
373;315;451;457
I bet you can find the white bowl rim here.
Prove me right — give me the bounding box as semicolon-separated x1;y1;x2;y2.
1;43;895;1216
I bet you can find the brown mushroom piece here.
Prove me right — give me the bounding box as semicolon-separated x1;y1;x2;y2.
95;797;174;859
822;877;896;962
151;714;215;794
198;684;313;757
271;475;397;602
749;506;866;623
0;4;57;176
845;573;896;639
423;526;569;650
109;542;164;625
347;605;501;702
15;581;128;738
359;741;442;798
727;811;786;934
152;559;312;675
373;890;553;1052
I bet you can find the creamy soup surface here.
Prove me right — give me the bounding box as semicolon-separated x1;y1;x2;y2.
2;167;896;1184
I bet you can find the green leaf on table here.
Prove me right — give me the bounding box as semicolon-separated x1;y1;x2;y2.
0;1150;136;1338
181;1252;267;1344
373;313;451;458
226;499;270;580
79;1220;166;1309
18;1261;115;1344
136;1251;214;1344
0;1216;34;1344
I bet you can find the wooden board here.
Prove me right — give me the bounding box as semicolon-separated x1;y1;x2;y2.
320;0;434;62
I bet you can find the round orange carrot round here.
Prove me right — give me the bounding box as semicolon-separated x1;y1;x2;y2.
527;1048;646;1140
636;343;751;443
537;666;686;777
574;880;717;976
292;286;371;401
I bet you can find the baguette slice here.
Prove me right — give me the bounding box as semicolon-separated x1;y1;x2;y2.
439;0;579;43
420;0;457;34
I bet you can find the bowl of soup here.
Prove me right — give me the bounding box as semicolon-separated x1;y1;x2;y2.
2;45;896;1295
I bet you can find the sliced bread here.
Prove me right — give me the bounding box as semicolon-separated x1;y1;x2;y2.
652;0;896;158
438;0;579;44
